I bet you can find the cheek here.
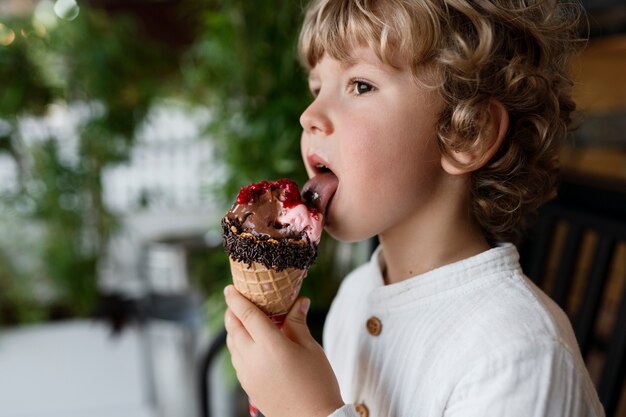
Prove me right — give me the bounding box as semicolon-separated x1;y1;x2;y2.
345;123;439;184
340;121;443;215
339;114;389;166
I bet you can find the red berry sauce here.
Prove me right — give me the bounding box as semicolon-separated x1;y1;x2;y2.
236;178;306;209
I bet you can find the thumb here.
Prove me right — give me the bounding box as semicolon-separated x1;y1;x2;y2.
282;297;313;345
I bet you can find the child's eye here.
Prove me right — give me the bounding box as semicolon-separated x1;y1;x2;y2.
350;79;375;96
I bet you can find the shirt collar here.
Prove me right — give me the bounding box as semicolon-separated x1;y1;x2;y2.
366;243;521;310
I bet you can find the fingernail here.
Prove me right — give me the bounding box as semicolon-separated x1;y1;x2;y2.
224;285;231;296
301;298;310;315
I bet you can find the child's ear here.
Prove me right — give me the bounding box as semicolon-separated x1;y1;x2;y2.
441;99;509;175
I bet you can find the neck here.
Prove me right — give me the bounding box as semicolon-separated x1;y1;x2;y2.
378;178;491;285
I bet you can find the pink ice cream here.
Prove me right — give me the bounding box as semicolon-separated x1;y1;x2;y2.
278;202;323;243
225;178;322;244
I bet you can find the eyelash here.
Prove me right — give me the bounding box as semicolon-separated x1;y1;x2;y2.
349;78;375;96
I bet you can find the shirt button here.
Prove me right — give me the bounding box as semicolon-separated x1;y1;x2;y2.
366;316;382;336
355;403;369;417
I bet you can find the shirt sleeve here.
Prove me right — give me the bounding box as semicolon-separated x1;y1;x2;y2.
444;339;604;417
328;404;361;417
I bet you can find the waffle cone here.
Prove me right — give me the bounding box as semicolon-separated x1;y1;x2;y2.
229;258;307;316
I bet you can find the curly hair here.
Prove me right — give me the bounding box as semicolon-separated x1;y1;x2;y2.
298;0;586;243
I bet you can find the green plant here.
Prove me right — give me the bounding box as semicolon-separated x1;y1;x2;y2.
182;0;310;197
0;1;361;326
182;0;356;314
0;8;176;322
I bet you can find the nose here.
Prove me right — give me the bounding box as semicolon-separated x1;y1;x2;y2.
300;98;333;136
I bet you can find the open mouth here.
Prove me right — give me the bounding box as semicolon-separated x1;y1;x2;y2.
314;163;334;177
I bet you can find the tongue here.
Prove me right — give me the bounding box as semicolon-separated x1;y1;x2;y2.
302;172;339;218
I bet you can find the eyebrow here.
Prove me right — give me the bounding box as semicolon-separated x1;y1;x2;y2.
306;54;397;84
305;56;361;81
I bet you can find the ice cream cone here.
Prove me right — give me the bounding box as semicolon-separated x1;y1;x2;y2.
229;258;307;316
222;179;324;417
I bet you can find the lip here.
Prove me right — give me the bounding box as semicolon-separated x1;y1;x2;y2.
306;151;334;177
303;151;338;221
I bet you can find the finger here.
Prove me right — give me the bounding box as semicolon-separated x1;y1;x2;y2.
226;332;242;371
224;307;252;351
224;285;278;343
282;297;314;345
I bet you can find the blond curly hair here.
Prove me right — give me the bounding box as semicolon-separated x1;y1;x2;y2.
298;0;585;243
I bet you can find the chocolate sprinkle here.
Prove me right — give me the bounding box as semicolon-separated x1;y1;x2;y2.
221;217;318;271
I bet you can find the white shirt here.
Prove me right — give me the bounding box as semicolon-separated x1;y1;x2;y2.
325;244;605;417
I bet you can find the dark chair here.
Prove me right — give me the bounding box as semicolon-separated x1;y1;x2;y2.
198;328;228;417
519;170;626;417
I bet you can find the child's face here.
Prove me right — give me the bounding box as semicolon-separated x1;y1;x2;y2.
300;46;447;242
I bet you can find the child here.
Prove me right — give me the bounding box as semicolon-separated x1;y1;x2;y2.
223;0;606;416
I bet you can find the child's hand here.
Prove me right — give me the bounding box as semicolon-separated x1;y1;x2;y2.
224;285;344;417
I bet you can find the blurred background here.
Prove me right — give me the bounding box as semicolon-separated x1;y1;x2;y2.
0;1;366;416
0;1;624;417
